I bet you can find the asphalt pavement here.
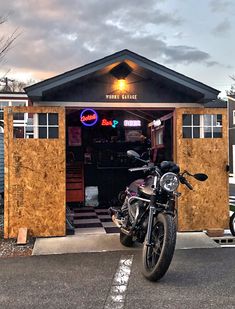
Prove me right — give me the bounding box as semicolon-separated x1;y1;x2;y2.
0;248;235;309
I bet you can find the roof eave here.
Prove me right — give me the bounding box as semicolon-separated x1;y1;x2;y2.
25;49;220;100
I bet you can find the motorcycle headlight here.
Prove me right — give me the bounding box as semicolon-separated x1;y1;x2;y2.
160;172;179;192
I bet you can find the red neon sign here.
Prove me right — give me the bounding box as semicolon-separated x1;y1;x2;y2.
101;119;119;128
81;114;97;122
101;119;112;126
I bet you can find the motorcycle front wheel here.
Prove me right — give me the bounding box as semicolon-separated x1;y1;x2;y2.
142;213;176;281
229;213;235;236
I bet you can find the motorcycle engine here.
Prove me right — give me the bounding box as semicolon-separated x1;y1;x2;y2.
129;199;144;223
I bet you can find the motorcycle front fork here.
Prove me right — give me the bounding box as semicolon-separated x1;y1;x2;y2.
145;195;157;247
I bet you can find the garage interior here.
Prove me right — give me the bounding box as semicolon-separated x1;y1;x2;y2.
65;108;174;234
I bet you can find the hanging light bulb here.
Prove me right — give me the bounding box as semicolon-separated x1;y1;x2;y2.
118;79;126;91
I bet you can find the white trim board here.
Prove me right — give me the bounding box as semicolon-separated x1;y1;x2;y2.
34;101;203;108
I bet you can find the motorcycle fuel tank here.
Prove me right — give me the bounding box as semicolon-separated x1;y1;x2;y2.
138;175;154;196
129;179;144;195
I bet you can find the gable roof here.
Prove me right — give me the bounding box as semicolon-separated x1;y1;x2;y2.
204;98;227;108
25;49;220;100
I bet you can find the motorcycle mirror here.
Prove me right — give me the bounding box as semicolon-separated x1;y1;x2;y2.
127;150;140;158
193;173;208;181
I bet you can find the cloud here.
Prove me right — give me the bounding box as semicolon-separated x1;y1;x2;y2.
209;0;232;12
0;0;219;80
211;20;231;35
162;45;218;66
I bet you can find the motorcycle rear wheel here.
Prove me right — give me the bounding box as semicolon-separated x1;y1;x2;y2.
142;213;176;281
229;213;235;236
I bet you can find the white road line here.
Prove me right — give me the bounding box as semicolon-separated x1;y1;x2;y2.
104;255;133;309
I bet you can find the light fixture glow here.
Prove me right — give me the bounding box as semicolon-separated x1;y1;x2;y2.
118;79;126;91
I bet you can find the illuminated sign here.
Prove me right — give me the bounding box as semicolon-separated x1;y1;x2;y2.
124;120;141;127
105;94;137;100
80;109;98;127
153;119;161;127
101;119;119;128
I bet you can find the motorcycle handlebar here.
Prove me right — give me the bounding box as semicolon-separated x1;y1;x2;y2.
179;176;193;190
128;166;150;172
184;180;193;190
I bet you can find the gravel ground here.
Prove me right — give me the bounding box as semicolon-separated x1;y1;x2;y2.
0;212;35;258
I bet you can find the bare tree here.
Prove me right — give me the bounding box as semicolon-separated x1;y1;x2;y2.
0;15;19;63
0;15;23;93
226;75;235;96
0;78;35;93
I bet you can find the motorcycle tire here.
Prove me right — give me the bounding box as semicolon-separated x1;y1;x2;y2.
120;231;134;247
229;212;235;236
142;213;176;282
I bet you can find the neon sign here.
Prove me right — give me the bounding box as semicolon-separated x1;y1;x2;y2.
101;119;119;128
80;109;98;127
124;120;141;127
153;119;161;127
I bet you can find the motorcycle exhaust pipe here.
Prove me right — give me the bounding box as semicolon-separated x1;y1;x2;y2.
120;227;131;236
111;215;131;236
111;215;122;228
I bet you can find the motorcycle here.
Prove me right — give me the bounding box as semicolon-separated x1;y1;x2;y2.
110;150;208;282
229;205;235;236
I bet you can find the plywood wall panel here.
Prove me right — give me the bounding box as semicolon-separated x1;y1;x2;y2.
4;107;65;238
175;108;229;231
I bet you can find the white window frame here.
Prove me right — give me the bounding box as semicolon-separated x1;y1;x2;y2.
13;112;59;139
182;114;223;139
0;99;28;123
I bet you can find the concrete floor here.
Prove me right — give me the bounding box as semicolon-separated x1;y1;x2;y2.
32;232;220;256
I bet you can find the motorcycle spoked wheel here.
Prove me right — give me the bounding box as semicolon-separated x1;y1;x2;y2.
142;213;176;281
229;213;235;236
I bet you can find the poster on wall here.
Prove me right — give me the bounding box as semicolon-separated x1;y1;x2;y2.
68;127;82;146
125;130;142;142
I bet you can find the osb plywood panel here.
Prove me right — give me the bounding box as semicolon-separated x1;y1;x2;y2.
4;106;66;238
175;108;229;231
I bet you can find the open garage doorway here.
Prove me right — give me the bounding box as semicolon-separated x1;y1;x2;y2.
65;108;174;235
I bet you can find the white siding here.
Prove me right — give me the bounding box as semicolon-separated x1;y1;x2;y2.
0;133;3;193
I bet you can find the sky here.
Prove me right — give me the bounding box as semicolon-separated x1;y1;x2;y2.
0;0;235;98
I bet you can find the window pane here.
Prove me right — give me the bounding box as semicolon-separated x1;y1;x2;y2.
0;101;8;108
182;114;192;126
193;114;200;126
204;126;212;138
38;113;47;125
48;113;58;125
213;127;222;138
183;127;192;138
193;127;200;138
215;114;222;126
13;112;24;121
11;101;26;106
39;127;47;138
49;127;58;138
26;125;34;133
204;115;212;126
14;127;24;138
